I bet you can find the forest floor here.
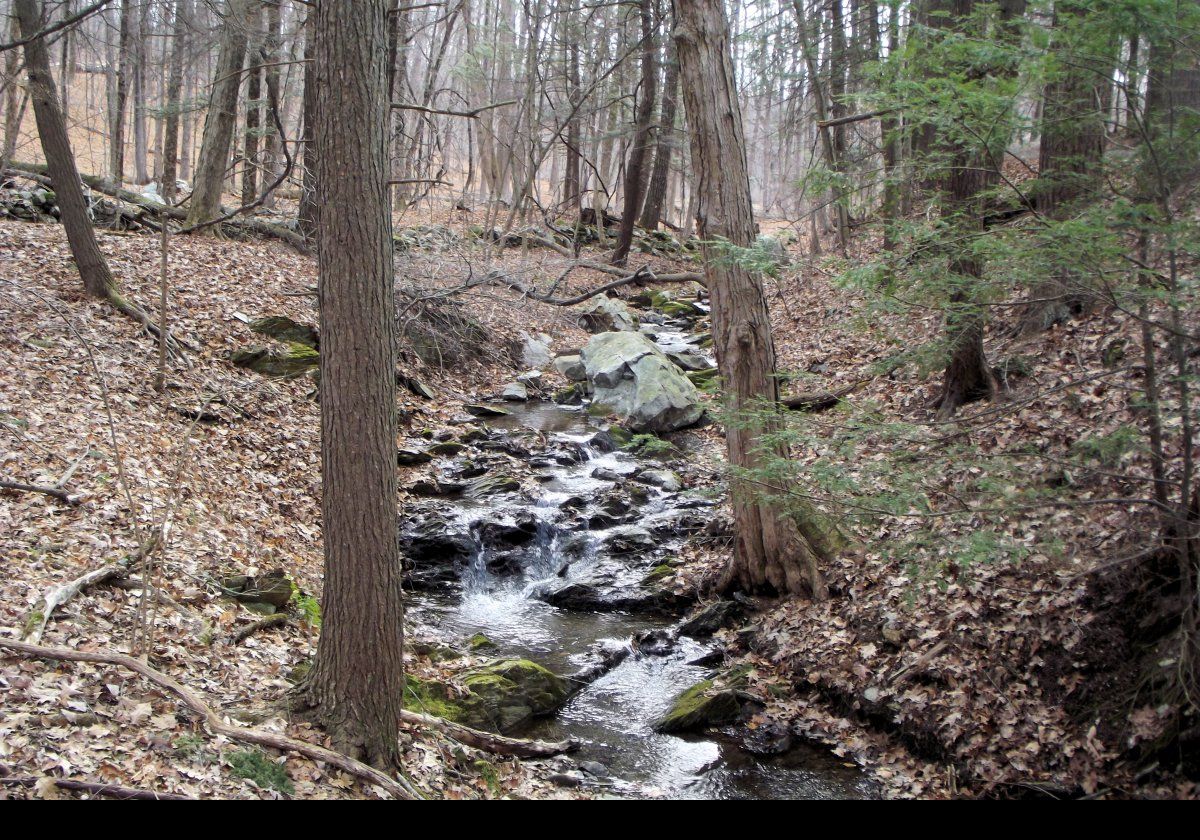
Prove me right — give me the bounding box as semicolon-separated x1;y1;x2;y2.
0;207;1195;798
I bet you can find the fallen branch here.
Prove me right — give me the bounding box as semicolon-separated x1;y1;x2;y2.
781;380;866;412
0;774;193;800
399;709;577;759
0;478;79;505
228;612;289;645
501;266;704;307
390;99;516;119
22;536;159;644
0;639;422;800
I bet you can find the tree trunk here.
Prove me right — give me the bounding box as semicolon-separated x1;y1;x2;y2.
298;8;319;241
1016;0;1109;335
160;0;189;205
612;0;657;266
186;0;250;227
109;0;134;187
242;3;264;208
16;0;117;298
674;0;834;599
639;27;678;230
291;0;406;769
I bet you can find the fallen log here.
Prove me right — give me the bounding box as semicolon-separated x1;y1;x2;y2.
4;162;309;253
0;638;422;800
782;380;866;412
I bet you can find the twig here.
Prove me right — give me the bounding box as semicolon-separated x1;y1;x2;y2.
389;98;516;119
0;639;422;800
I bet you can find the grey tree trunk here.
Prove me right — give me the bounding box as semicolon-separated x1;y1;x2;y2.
185;0;250;227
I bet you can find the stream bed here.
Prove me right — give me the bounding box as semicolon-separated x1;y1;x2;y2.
404;401;874;799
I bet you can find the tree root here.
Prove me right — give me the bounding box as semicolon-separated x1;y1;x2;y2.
0;772;194;800
399;709;578;759
0;638;422;800
228;612;289;645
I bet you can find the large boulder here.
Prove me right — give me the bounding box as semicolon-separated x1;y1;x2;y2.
457;658;571;732
579;297;638;333
581;332;702;432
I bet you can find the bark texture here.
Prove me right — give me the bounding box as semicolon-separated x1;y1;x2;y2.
673;0;832;598
292;0;406;768
16;0;116;298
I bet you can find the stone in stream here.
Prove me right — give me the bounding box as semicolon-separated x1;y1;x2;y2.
633;468;683;493
580;332;703;433
501;381;529;402
465;403;510;418
654;677;744;734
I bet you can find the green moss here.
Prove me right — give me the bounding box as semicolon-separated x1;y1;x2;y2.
473;759;501;795
456;658;570;732
642;564;675;585
249;316;318;348
404;674;464;721
231;342;319;378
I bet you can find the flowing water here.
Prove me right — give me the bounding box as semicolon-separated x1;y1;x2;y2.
406;402;873;799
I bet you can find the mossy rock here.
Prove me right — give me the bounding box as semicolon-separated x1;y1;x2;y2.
428;441;467;456
553;384;584;406
468;633;497;651
219;570;293;608
686;367;718;387
642;563;675;585
456;658;570;732
397;448;433;466
250;316;318;348
653;678;742;733
231;343;318;378
409;641;464;662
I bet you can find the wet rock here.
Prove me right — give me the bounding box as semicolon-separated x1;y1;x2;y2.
427;441;467;456
579;297;638;333
468;633;497;652
465;474;520;497
633;627;677;657
601;526;654;554
408;479;466;497
741;719;794;756
553;354;588;382
476;515;539;547
571;639;633;684
586;429;618;453
634;469;682;492
577;761;610;778
591;467;623;483
399;514;475;580
581;332;702;433
465;403;510;418
679;600;744;638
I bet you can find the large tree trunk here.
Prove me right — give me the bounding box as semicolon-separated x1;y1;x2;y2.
242;2;264;208
674;0;833;599
297;8;319;241
611;0;657;266
109;0;133;186
291;0;406;768
16;0;117;298
638;28;679;231
185;0;250;227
